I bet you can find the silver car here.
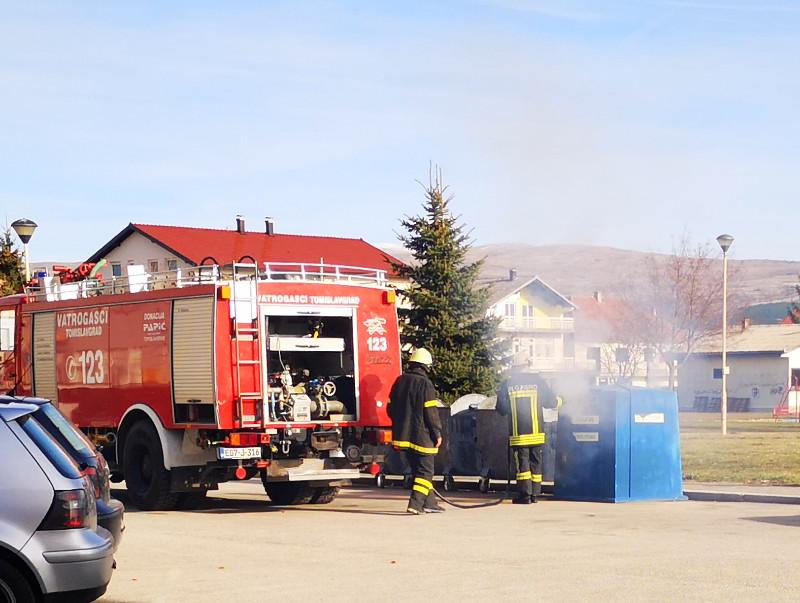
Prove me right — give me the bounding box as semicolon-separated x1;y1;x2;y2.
0;403;114;603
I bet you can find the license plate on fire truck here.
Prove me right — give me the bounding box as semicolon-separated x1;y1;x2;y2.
216;447;262;460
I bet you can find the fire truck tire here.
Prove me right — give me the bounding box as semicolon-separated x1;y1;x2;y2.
123;421;179;511
310;486;340;504
261;478;316;505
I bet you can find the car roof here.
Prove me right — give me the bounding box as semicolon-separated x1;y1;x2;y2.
0;395;50;407
0;402;40;422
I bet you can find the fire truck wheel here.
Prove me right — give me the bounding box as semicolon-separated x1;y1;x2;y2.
310;486;340;504
176;490;208;510
123;421;179;511
261;478;316;505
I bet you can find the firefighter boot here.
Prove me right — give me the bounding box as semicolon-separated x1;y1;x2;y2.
422;489;444;513
512;495;531;505
423;502;445;513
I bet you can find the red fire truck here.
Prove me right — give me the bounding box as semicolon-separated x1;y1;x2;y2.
0;262;400;510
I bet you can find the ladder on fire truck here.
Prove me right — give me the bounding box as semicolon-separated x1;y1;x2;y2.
230;263;265;428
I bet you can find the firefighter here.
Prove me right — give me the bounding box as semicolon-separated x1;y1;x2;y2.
496;368;559;504
387;348;445;515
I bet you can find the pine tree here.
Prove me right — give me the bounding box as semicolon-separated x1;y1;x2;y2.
0;229;24;296
790;276;800;323
393;168;503;402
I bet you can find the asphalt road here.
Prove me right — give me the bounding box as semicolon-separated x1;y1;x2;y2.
102;482;800;602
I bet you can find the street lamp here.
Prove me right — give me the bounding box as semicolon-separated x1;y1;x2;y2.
716;233;734;435
11;218;37;283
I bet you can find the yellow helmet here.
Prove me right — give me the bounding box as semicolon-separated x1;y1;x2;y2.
409;347;433;367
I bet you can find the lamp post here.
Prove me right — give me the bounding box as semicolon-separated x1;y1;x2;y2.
716;233;734;435
11;218;38;283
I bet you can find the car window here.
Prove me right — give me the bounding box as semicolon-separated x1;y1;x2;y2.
35;403;94;461
18;415;82;479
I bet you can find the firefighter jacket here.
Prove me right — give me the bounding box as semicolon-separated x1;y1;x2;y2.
496;373;558;447
388;365;443;455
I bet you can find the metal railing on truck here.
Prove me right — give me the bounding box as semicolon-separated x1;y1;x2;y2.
23;261;390;302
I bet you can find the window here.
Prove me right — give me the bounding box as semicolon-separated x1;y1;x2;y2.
615;347;630;363
35;403;94;461
148;260;159;273
586;347;601;361
19;416;82;479
111;263;122;277
504;303;516;317
522;305;534;318
535;338;556;358
166;259;178;271
0;310;14;351
713;368;723;379
564;333;575;358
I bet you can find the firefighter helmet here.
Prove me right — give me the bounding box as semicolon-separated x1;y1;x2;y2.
409;348;433;367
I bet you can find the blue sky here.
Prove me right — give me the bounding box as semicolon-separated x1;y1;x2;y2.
1;1;798;261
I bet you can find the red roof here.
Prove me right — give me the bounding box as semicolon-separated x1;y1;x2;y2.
88;223;404;276
572;295;633;343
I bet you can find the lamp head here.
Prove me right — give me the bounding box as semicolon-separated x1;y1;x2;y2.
11;219;37;244
716;233;734;254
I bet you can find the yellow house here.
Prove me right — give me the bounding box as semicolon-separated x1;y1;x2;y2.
486;272;581;373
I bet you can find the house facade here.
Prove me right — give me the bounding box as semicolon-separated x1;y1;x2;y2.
486;273;590;374
678;323;800;412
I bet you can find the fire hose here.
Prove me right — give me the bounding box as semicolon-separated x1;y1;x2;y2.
428;443;514;509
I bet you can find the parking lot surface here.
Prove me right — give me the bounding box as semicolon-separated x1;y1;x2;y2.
103;482;800;602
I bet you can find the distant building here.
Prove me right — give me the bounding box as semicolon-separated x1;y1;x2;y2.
85;218;405;286
572;292;670;388
743;301;794;325
678;322;800;412
486;271;590;374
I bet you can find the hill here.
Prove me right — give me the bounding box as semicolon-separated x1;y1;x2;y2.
383;243;800;305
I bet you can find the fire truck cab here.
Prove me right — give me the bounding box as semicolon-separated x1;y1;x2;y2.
0;262;400;510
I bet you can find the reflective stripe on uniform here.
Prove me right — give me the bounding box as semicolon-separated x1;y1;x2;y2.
392;440;439;455
511;394;519;437
531;389;539;435
516;471;532;481
532;474;542;483
413;484;430;495
415;477;434;489
508;433;545;446
424;400;438;408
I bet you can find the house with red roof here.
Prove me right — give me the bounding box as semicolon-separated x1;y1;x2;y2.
86;217;405;285
572;292;669;388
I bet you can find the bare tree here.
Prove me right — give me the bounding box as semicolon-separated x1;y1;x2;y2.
633;236;726;389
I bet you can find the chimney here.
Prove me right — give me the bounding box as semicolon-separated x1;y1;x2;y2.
742;317;751;330
594;290;603;303
509;268;517;282
235;215;245;234
265;217;274;236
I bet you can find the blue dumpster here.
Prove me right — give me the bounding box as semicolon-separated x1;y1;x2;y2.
554;386;684;502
